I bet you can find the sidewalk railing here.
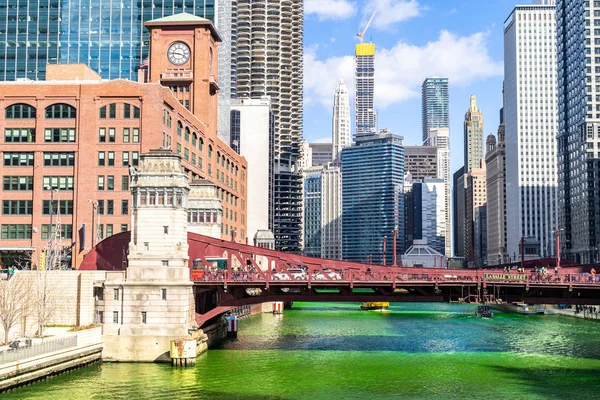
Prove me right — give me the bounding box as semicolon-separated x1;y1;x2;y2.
0;336;77;365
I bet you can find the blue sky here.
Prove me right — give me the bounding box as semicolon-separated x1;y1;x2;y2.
303;0;523;174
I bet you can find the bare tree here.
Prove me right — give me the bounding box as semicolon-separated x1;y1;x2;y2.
31;270;57;337
0;274;29;344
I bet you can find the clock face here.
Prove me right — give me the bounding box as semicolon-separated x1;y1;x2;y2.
167;42;190;65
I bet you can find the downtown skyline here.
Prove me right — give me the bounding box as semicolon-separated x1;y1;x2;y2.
303;0;520;175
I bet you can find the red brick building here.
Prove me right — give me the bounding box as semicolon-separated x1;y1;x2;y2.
0;14;247;268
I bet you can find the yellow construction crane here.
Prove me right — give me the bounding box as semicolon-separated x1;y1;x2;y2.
357;11;377;44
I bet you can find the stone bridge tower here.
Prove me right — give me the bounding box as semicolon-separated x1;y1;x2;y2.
103;149;196;361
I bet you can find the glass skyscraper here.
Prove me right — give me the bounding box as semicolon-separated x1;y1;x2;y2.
421;77;449;144
0;0;216;81
341;130;405;264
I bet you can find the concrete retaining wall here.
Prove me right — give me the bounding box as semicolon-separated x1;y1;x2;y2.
0;328;103;393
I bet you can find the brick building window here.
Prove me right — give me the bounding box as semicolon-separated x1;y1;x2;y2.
99;106;106;118
123;128;130;143
41;224;72;240
42;200;73;215
45;103;76;119
97;200;104;215
107;200;114;215
106;224;113;238
5;128;35;143
98;152;105;166
1;224;32;239
107;176;114;191
5;103;36;119
44;152;75;166
177;121;183;137
107;152;115;166
122;152;129;166
44;128;75;143
121;200;128;215
43;176;74;190
199;137;204;151
2;200;33;215
121;176;129;191
108;128;116;143
184;127;190;142
3;176;33;191
132;152;139;166
98;176;105;190
177;143;182;154
120;224;128;232
123;104;139;118
99;128;106;142
132;128;139;143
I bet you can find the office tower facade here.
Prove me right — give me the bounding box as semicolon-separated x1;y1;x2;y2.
464;95;485;171
505;3;558;260
332;80;351;160
485;125;508;266
465;162;487;265
303;167;323;258
557;0;600;263
422;77;449;145
0;1;219;80
309;143;333;167
230;97;274;240
428;128;451;255
412;178;447;255
321;165;342;259
355;43;377;138
453;167;466;257
404;146;438;180
235;0;304;252
473;205;488;267
341;130;405;264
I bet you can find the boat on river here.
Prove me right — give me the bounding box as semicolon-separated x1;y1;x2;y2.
476;305;493;318
490;302;546;315
360;302;389;311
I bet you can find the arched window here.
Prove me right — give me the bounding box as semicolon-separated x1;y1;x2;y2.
177;121;183;137
184;127;190;142
221;155;225;167
99;103;116;119
45;103;76;119
199;137;204;151
208;145;213;158
192;133;197;146
226;160;230;171
123;104;140;118
5;103;36;119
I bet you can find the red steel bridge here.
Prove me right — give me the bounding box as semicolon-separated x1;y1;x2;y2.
81;232;600;326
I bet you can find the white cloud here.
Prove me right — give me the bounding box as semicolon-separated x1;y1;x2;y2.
305;0;356;21
304;30;502;109
363;0;423;30
304;48;354;108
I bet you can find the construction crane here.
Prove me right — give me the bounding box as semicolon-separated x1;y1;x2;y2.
357;11;377;43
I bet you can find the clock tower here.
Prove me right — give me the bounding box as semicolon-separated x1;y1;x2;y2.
145;13;221;130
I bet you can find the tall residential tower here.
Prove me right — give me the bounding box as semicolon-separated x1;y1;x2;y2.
422;77;449;145
557;0;600;263
235;0;304;253
355;43;377;138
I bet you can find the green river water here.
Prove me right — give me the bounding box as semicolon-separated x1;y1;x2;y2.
5;302;600;399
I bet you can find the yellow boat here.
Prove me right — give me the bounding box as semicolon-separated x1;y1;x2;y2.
360;301;389;311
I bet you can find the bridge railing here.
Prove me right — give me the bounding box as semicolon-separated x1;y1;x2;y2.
192;268;600;286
